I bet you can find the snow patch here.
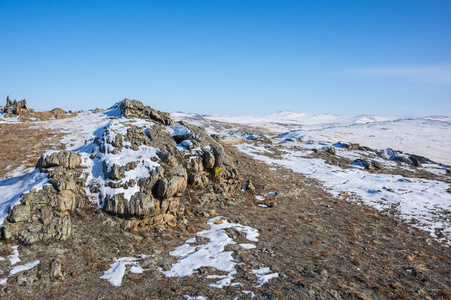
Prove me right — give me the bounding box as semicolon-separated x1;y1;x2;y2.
8;246;20;265
251;268;280;286
0;170;49;225
163;217;259;288
99;256;144;287
236;143;451;244
8;261;40;277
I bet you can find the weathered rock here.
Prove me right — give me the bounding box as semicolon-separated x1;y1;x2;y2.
6;95;12;107
4;98;29;117
157;176;186;199
392;155;411;165
187;157;204;173
16;268;37;286
371;160;383;169
117;99;175;125
50;108;67;115
50;258;64;280
352;159;373;170
8;205;31;223
341;143;360;150
358;145;373;151
326;146;336;155
49;176;77;192
128;192;156;216
243;180;255;192
124;126;152;149
138;167;164;192
37;150;81;170
266;189;303;201
4;98;242;245
188;173;209;188
257;134;272;144
203;151;215;169
3;151;85;245
104;194;127;216
210;134;221;142
408;154;433;165
408;155;422;167
103;162;125;180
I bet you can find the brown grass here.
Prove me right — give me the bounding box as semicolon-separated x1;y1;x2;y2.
0;123;66;178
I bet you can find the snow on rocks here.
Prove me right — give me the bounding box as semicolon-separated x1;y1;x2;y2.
0;169;48;225
220;131;272;144
166;125;191;140
1;99;241;245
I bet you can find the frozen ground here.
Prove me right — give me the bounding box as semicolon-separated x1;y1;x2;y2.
173;112;451;165
0;105;450;298
236;142;451;245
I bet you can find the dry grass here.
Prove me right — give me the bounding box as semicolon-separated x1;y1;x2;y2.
0;123;66;178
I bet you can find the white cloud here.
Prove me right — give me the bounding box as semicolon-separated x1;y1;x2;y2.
354;65;451;84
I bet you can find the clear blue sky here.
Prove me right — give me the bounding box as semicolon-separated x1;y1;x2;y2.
1;0;450;116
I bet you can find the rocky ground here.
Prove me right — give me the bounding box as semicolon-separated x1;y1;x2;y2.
0;99;450;299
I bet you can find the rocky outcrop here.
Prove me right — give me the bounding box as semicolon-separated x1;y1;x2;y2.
95;104;240;224
378;148;427;167
3;96;31;118
95;117;240;222
114;99;176;126
2;99;241;244
2;151;86;244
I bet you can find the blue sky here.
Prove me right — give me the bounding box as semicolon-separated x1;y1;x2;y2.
1;0;450;116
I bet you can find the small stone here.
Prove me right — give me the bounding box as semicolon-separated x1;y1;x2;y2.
326;146;336;155
50;258;64;280
371;160;383;169
186;225;196;233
